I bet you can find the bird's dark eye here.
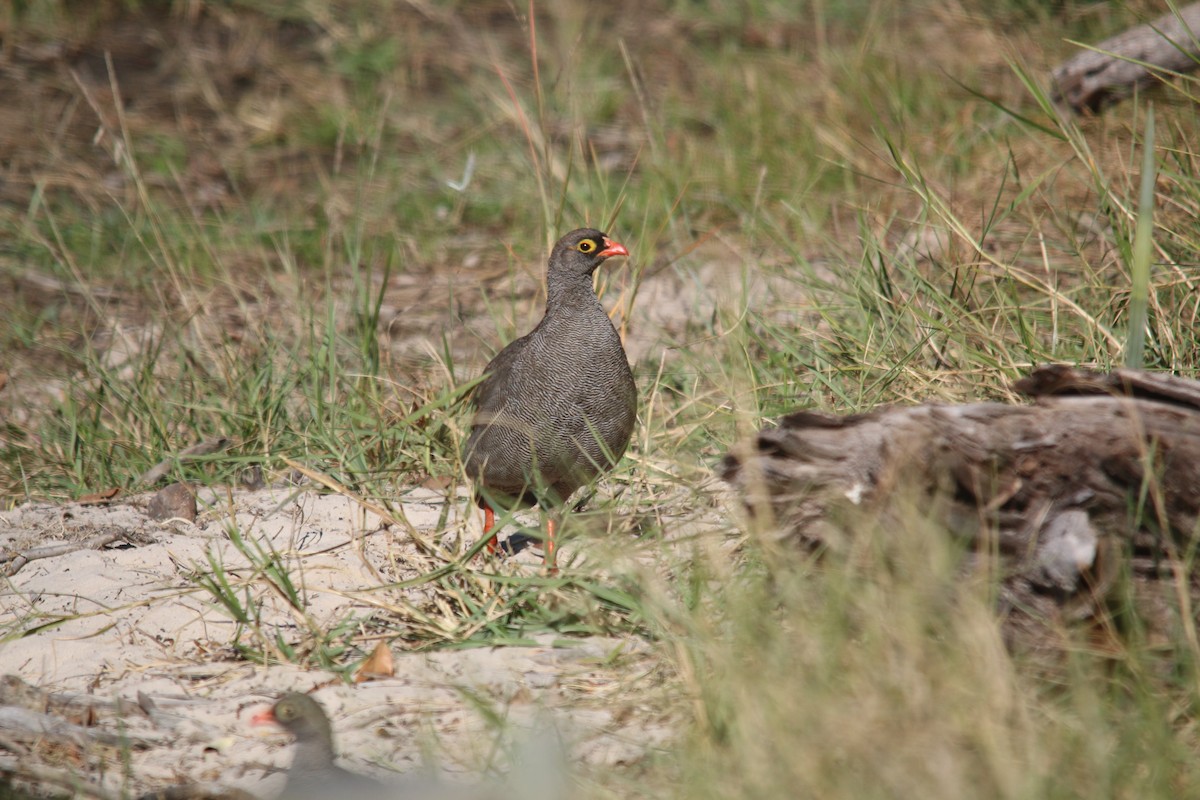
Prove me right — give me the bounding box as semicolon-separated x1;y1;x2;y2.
577;239;596;253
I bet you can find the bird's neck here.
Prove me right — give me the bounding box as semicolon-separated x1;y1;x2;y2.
545;272;601;315
291;735;337;771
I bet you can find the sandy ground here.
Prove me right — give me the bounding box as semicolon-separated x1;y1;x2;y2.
0;485;676;798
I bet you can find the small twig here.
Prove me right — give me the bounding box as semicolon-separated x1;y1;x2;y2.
2;528;127;577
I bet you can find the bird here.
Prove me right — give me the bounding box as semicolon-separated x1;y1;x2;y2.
250;693;388;800
252;693;496;800
463;228;638;567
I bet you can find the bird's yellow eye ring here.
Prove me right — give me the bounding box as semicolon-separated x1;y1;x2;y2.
577;239;596;253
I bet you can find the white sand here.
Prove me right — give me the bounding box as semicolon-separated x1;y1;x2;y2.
0;485;671;797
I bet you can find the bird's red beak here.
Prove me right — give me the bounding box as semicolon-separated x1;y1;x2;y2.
598;237;629;259
250;707;277;727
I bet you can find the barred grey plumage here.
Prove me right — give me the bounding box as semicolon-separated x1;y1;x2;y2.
464;228;637;565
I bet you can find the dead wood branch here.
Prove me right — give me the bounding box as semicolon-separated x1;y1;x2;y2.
1052;3;1200;113
720;365;1200;632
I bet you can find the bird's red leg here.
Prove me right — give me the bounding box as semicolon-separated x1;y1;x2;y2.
545;517;557;570
483;506;498;554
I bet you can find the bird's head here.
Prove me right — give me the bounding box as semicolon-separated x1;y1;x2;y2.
548;227;629;279
251;692;335;750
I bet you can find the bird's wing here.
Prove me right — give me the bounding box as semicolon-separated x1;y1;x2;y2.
467;333;533;412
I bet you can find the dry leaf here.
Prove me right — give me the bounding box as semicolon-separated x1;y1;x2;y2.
77;487;121;505
354;641;395;683
420;474;453;490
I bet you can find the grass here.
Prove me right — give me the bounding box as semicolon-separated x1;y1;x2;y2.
4;0;1200;796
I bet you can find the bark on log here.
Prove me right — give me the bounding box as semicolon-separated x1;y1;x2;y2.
1052;3;1200;113
719;365;1200;633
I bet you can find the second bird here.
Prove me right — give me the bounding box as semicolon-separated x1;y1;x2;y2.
464;228;637;567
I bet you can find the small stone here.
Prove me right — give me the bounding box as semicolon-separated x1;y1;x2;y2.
148;482;197;522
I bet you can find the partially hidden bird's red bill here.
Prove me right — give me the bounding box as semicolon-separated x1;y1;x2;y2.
598;237;629;258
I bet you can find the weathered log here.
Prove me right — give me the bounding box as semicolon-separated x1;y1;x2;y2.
719;365;1200;631
1052;3;1200;113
